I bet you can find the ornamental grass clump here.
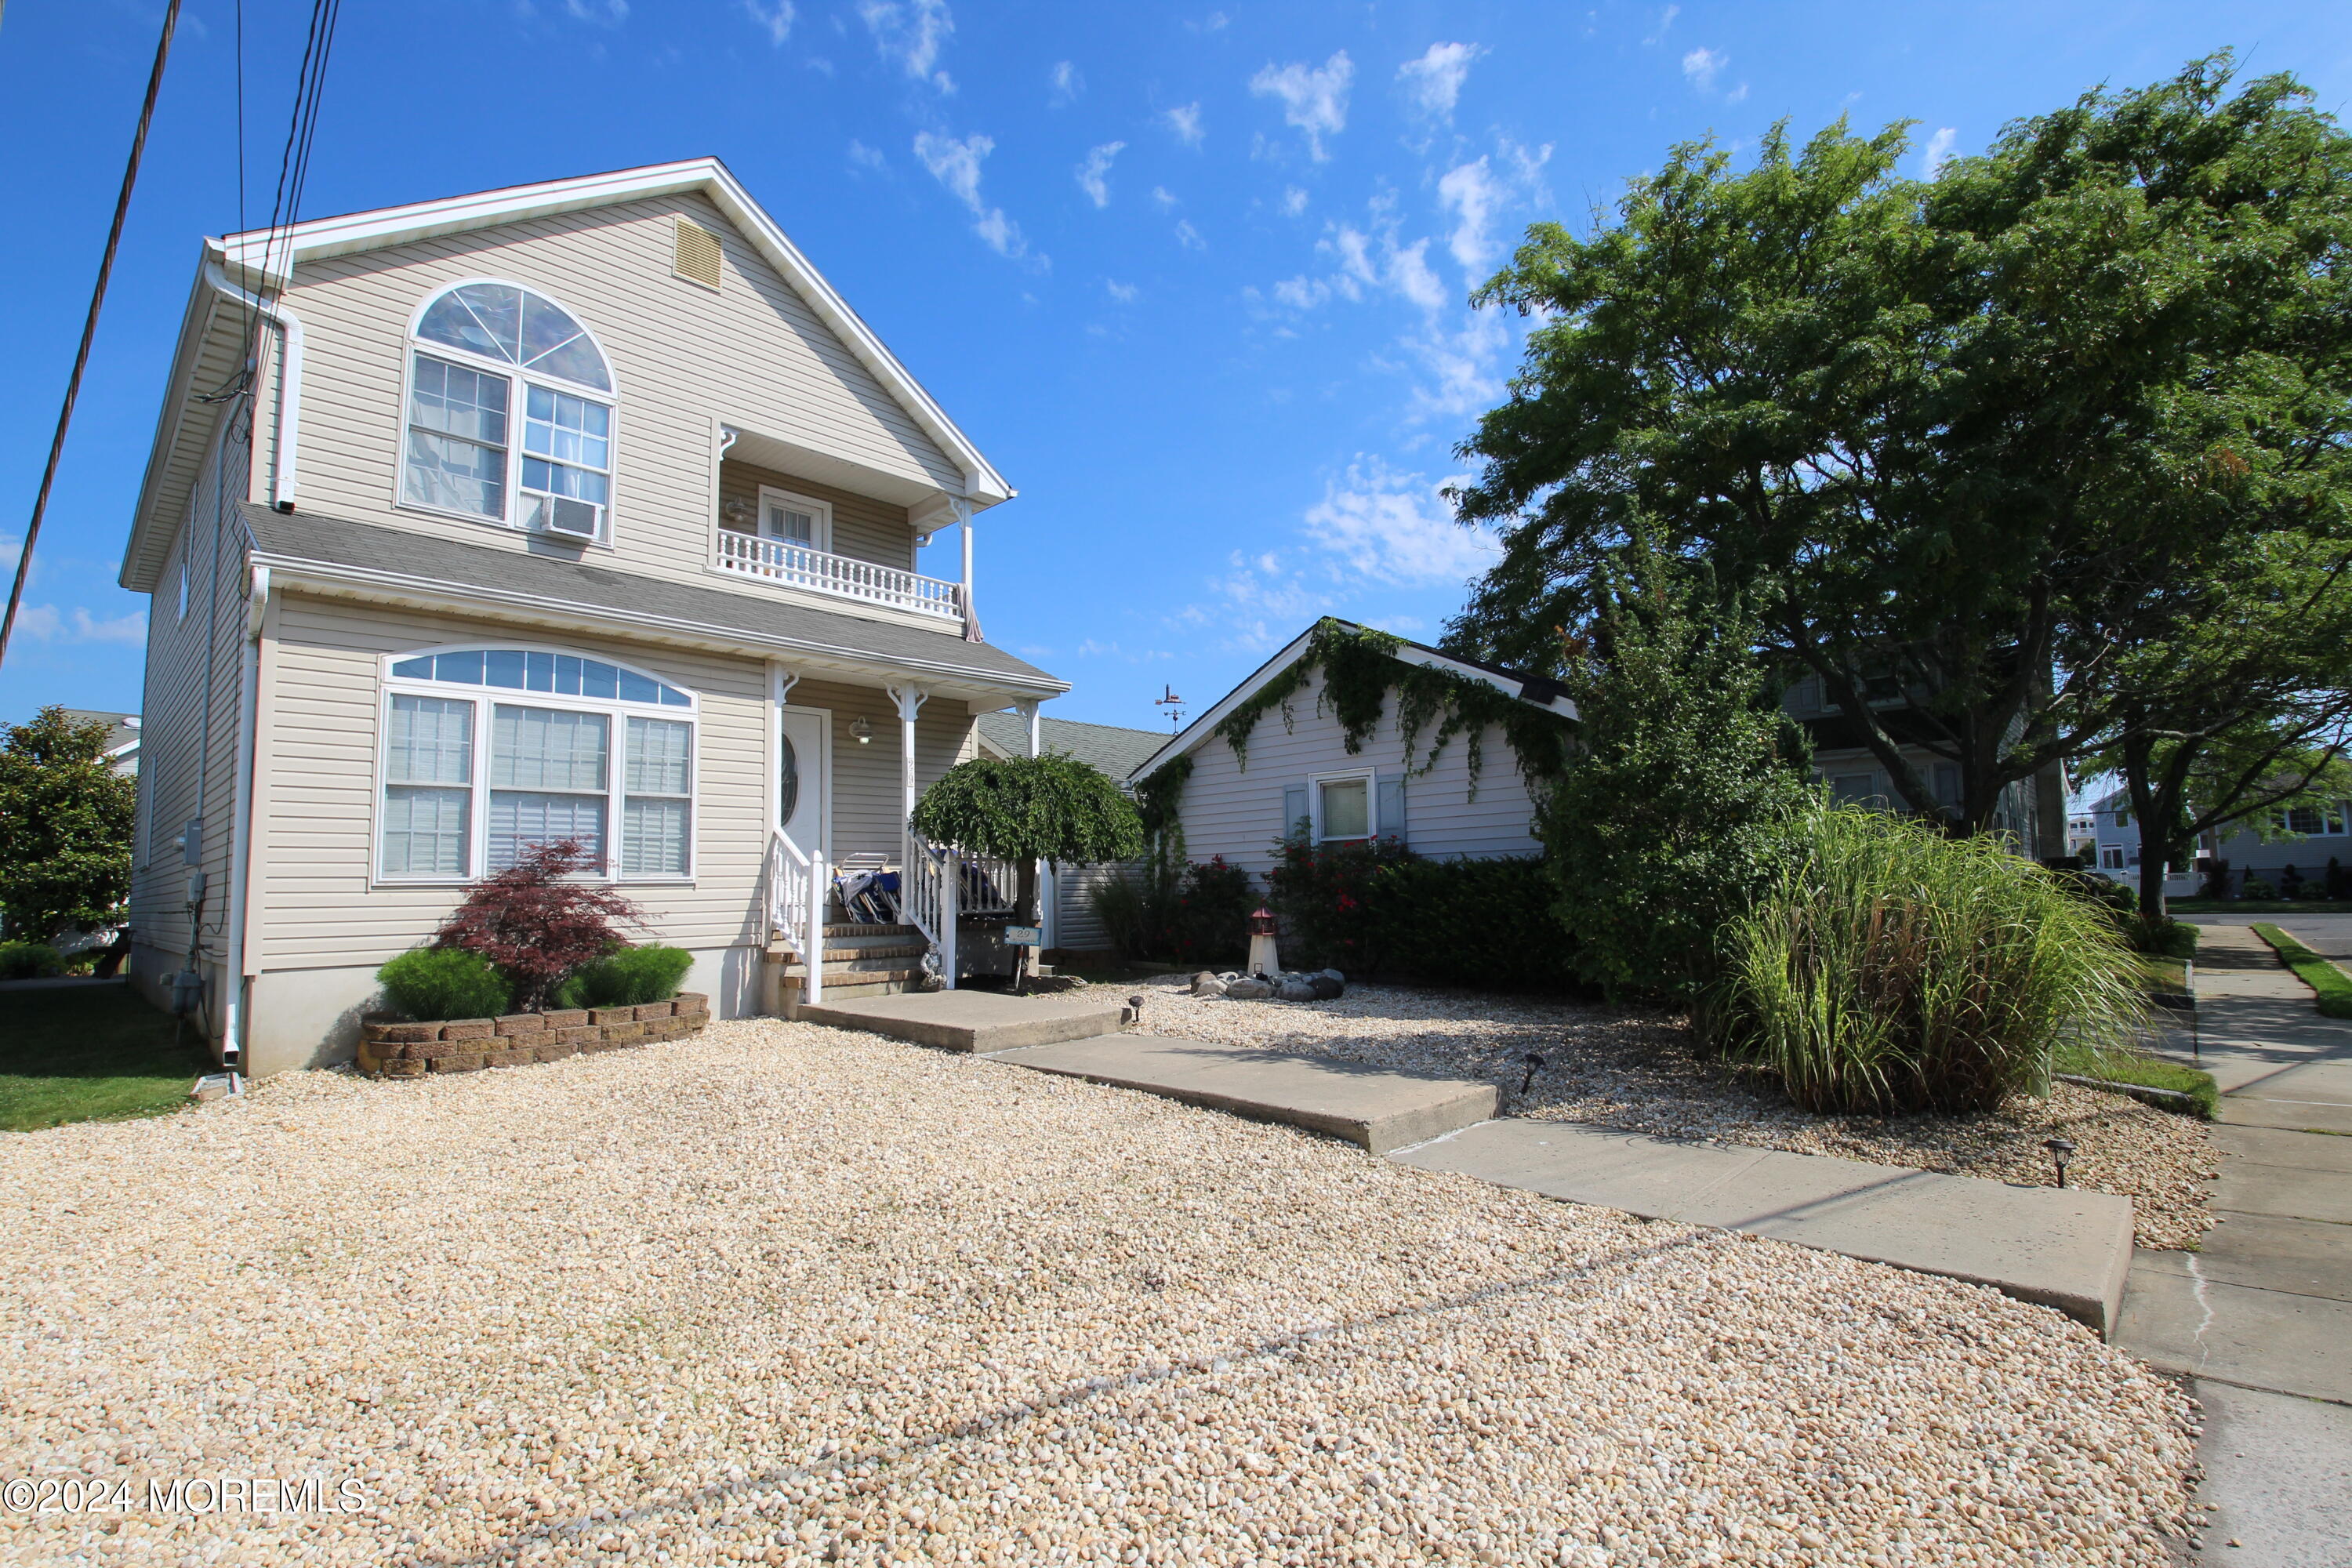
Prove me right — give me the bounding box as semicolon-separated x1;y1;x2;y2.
1714;807;2150;1116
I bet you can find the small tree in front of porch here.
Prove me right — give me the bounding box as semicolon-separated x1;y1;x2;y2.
910;754;1145;985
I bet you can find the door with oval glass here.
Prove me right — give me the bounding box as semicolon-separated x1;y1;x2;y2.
777;706;829;853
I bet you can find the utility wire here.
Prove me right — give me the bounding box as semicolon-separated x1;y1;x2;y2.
0;0;185;673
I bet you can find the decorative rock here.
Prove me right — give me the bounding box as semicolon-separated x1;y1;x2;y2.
1275;978;1318;1003
1223;977;1273;1000
1318;968;1345;984
1308;975;1345;1000
1191;971;1228;998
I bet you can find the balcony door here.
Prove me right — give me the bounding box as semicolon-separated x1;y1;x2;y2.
777;706;829;855
758;485;832;554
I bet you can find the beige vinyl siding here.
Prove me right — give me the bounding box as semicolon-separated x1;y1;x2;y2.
718;458;912;572
275;192;959;594
248;600;978;971
1053;862;1130;953
1170;670;1544;884
254;596;768;969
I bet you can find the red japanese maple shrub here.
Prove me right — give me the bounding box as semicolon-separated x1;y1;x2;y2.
434;839;646;1011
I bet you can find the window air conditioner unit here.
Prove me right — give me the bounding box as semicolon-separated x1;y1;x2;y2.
543;497;601;539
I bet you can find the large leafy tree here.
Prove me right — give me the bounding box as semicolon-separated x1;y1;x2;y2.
910;753;1145;982
0;706;138;941
1450;58;2352;837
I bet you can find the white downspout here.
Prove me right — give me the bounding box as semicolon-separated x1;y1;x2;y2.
223;565;269;1070
203;260;303;511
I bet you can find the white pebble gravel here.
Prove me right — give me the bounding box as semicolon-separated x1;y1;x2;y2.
1131;979;2218;1250
1;1018;2194;1565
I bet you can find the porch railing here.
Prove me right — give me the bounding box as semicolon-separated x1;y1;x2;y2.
901;832;958;987
717;531;965;622
764;826;826;1007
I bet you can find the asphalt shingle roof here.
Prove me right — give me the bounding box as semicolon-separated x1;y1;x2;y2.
975;712;1168;779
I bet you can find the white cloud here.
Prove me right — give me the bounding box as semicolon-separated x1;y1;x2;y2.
1642;5;1679;45
848;139;886;171
1105;279;1138;303
1049;59;1080;103
860;0;953;90
1250;50;1353;161
1163;102;1205;147
913;131;1036;262
1437;139;1550;272
563;0;628;23
1280;186;1309;217
1302;459;1499;586
1151;185;1179;209
1187;9;1228;31
1922;125;1958;176
1397;42;1482;122
1681;46;1725;93
1076;141;1124;207
1317;219;1446;312
1272;275;1328;310
1400;310;1510;422
742;0;793;44
11;604;145;644
1174;220;1206;251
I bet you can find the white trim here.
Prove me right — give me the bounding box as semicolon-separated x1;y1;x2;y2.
201;261;303;510
778;703;833;859
371;641;701;887
211;158;1010;504
250;550;1069;700
1308;767;1377;842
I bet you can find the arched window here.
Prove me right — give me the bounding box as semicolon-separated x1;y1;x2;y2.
401;281;615;543
378;646;693;884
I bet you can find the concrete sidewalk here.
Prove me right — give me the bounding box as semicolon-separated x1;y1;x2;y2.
1392;1118;2133;1333
2129;921;2352;1565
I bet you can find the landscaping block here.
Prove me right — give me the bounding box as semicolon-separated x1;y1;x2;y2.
601;1022;645;1045
439;1019;493;1041
556;1025;598;1045
533;1041;579;1063
493;1014;546;1036
586;1007;633;1026
485;1047;533;1068
430;1052;487;1073
676;993;707;1012
381;1059;426;1079
363;1020;436;1045
634;1001;677;1021
541;1008;589;1029
409;1038;463;1062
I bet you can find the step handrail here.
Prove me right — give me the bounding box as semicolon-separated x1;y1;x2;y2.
764;826;825;1007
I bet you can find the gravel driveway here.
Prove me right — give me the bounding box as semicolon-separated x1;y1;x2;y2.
1136;979;2218;1251
2;1019;2193;1565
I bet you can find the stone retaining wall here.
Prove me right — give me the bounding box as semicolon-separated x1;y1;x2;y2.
356;994;710;1078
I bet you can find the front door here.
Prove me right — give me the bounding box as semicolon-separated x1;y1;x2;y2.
778;706;829;854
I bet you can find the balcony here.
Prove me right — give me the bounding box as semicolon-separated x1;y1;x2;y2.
715;529;966;622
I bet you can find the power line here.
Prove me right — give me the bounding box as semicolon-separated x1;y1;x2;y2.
0;0;185;673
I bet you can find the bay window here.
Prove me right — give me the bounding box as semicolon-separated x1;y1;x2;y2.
401;281;614;541
378;647;694;883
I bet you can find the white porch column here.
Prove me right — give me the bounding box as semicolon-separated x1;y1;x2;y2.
886;685;929;881
1016;697;1047;949
958;499;982;643
1016;698;1040;758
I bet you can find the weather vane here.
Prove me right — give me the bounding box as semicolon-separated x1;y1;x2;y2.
1154;684;1186;731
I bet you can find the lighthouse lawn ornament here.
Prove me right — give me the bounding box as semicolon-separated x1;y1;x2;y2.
1247;904;1280;979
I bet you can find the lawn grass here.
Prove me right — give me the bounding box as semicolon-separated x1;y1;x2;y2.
2140;956;2190;994
2169;898;2347;914
2249;923;2352;1019
0;982;214;1132
2050;1040;2220;1118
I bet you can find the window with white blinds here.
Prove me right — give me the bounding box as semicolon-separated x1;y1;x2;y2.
378;648;695;882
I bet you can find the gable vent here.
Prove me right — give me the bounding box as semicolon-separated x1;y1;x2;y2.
672;216;723;291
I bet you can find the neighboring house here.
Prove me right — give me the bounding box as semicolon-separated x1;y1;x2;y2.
118;159;1068;1075
60;710;140;776
1782;673;2069;857
1127;624;1577;884
973;710;1165;954
2085;786;2352;895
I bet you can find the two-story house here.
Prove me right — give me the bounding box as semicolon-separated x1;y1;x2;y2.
118;160;1067;1076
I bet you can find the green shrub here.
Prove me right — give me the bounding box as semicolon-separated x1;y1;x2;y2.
1265;837;1586;990
553;944;695;1009
2241;877;2278;901
1713;806;2150;1116
1087;837;1255;966
0;942;64;981
378;946;511;1022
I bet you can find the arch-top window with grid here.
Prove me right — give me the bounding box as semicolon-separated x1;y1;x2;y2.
379;648;694;884
402;281;615;543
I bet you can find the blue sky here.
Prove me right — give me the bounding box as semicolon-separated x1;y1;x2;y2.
3;1;2349;737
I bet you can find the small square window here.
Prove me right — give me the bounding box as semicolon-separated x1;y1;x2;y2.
1318;777;1370;840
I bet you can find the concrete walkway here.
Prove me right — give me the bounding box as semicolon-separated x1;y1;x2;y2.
2128;921;2352;1566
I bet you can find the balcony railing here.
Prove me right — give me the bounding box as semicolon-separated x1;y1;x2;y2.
716;529;965;622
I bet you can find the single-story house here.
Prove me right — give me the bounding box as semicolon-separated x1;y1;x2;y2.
972;710;1166;955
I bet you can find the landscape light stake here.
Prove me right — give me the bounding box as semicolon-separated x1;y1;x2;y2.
1520;1052;1546;1097
2043;1138;2077;1189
